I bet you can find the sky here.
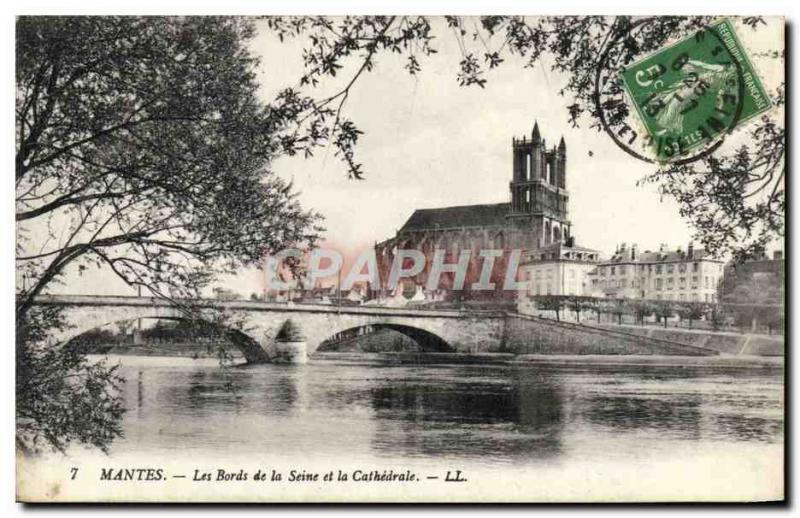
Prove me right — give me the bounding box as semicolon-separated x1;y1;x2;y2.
46;16;784;297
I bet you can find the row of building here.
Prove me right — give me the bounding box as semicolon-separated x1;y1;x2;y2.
519;240;726;303
370;120;782;310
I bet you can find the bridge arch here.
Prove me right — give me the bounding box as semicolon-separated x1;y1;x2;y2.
58;313;270;364
315;323;454;354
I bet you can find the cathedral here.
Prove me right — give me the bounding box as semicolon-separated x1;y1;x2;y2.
374;121;576;298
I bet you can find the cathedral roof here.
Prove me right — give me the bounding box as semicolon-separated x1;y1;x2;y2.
399;202;511;232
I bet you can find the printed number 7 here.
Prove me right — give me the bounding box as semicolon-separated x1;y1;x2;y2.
70;467;78;480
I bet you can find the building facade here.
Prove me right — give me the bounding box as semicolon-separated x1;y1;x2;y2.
516;242;602;314
587;242;725;302
374;121;576;299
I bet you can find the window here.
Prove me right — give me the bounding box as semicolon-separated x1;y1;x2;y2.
705;276;710;288
619;265;626;275
656;265;663;274
679;277;686;287
692;275;698;287
679;264;686;273
611;266;616;275
667;277;674;289
678;294;685;301
693;262;699;272
667;264;674;274
655;278;663;290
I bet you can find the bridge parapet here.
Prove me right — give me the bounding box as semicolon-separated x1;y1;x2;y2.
33;294;500;320
30;295;718;362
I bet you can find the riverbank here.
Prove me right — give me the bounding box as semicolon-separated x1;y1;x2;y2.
310;351;783;368
592;323;784;356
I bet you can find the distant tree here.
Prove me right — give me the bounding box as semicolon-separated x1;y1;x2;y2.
566;296;593;323
762;305;784;335
115;319;135;337
610;299;627;325
677;302;706;329
653;302;674;328
594;299;615;324
722;269;784;332
631;300;654;326
707;304;726;332
536;295;563;321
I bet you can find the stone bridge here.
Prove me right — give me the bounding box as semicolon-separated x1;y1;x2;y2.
31;295;717;363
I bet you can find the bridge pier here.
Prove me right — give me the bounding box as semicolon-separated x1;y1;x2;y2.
272;340;308;364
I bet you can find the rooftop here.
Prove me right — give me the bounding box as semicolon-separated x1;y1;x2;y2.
398;202;511;233
603;244;721;264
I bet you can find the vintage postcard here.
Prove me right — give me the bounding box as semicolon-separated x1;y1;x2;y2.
15;15;785;503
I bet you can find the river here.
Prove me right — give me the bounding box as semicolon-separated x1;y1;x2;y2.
37;353;783;502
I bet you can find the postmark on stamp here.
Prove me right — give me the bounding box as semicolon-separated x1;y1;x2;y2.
619;18;772;163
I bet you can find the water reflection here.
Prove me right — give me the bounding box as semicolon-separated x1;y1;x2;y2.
367;368;566;460
107;355;783;466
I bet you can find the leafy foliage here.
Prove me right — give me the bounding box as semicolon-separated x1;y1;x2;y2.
15;17;322;454
566;295;594;323
16;17;322;319
16;306;125;454
630;300;655;325
677;302;706;328
653;301;675;328
264;15;783;259
535;295;563;321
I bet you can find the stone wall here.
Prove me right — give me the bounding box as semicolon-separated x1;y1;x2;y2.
504;314;716;356
594;324;784;356
37;295;740;363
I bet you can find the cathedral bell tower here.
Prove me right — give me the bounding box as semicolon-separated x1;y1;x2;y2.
508;121;571;248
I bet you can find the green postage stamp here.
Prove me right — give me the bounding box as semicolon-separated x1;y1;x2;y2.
620;18;772;163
